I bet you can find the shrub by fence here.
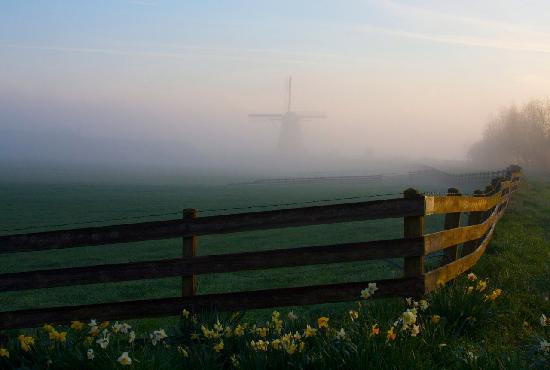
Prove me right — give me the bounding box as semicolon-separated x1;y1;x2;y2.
0;165;522;329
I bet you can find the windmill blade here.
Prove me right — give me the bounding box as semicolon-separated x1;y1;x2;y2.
297;113;327;119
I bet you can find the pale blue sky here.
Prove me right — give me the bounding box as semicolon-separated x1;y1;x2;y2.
1;0;550;161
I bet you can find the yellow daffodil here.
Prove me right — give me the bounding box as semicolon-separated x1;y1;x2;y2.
477;280;488;292
177;346;189;357
299;341;305;352
18;335;34;352
70;321;84;330
284;341;297;354
84;336;93;345
49;330;67;342
257;327;269;338
317;316;329;329
431;315;441;324
100;321;110;329
271;339;281;350
234;325;245;337
117;352;132;366
371;324;380;336
0;348;9;358
250;340;269;351
488;289;502;301
467;286;474;294
387;327;396;341
43;324;55;333
213;340;224;352
305;325;317;338
349;310;359;321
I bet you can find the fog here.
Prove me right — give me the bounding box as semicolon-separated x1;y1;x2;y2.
2;1;550;183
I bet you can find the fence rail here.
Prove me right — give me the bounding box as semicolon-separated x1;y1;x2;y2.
0;165;522;330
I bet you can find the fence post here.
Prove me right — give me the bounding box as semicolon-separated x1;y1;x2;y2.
462;190;484;255
403;188;424;278
182;208;197;297
443;188;461;263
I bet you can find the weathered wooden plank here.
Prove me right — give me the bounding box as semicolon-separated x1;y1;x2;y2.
425;192;501;215
442;188;461;263
462;190;487;255
0;277;424;329
424;207;498;254
424;224;496;293
0;197;424;253
182;209;197;297
0;238;423;292
403;189;424;277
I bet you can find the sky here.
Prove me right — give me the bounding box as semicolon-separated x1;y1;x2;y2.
1;0;550;172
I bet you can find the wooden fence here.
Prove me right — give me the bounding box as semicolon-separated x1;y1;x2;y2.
0;165;522;330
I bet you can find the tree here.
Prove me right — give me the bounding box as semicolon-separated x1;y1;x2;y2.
468;100;550;172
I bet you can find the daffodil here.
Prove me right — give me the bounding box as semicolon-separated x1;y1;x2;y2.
43;324;55;333
117;352;132;366
71;321;84;330
305;325;317;338
349;310;359;321
150;329;168;345
288;311;298;320
230;354;239;367
234;325;245;337
250;340;269;351
49;330;67;342
284;341;297;354
402;308;417;328
257;327;269;337
317;316;329;329
336;328;346;340
467;273;477;282
271;339;281;350
87;349;94;360
540;314;548;327
419;300;429;311
182;309;190;319
213;340;224;352
410;324;420;337
100;321;110;329
431;315;441;324
0;348;9;358
387;327;396;341
477;280;488;292
487;289;502;301
299;342;305;352
371;324;380;336
540;340;549;353
405;297;413;306
467;286;474;294
177;346;189;357
96;334;110;350
128;331;136;343
18;335;34;352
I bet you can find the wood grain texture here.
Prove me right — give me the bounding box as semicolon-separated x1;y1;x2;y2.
425;192;501;215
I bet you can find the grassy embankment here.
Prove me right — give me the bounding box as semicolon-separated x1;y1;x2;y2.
0;178;548;368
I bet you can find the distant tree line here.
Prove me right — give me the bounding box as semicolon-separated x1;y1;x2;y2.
469;99;550;173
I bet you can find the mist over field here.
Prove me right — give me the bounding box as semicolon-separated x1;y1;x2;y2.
1;0;550;183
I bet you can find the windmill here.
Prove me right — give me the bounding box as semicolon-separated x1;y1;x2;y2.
249;77;326;155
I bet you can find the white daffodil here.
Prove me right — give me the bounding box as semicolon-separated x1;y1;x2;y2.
87;349;94;360
540;314;548;327
368;282;378;294
88;319;97;327
467;273;477;282
128;331;136;344
117;352;132;366
419;300;429;311
288;311;298;320
96;337;109;350
411;324;420;337
540;340;549;353
150;329;168;346
336;328;346;340
360;288;371;299
405;297;413;306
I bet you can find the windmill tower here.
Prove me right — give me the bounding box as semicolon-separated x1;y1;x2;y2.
249;77;326;155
